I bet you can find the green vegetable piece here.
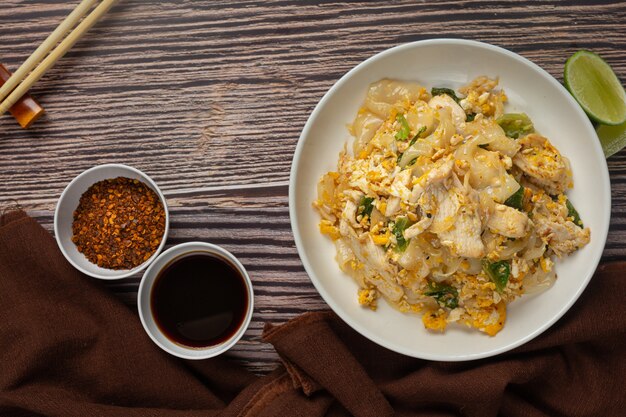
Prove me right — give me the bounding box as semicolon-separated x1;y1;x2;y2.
397;126;428;162
504;186;525;210
424;282;459;309
482;260;511;292
408;126;427;146
496;113;535;139
395;114;411;140
357;196;375;219
431;87;460;104
392;217;412;251
397;151;419;166
466;113;476;122
566;199;584;228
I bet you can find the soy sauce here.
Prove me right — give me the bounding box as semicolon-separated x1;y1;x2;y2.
151;252;249;348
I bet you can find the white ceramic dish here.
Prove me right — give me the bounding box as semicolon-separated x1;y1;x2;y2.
54;163;169;280
137;242;254;360
289;39;611;361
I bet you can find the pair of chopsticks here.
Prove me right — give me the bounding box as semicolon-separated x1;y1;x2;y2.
0;0;118;117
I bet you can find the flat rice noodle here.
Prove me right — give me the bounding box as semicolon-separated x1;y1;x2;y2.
523;267;556;294
405;102;437;136
399;138;434;167
455;145;519;203
397;239;429;278
462;118;520;157
334;238;354;269
431;257;462;282
317;172;336;205
352;111;384;153
430;106;455;148
498;237;528;259
364;79;425;117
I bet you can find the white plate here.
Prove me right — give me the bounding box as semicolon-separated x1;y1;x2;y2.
289;39;611;361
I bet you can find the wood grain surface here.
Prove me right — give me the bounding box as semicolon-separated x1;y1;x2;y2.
1;0;625;374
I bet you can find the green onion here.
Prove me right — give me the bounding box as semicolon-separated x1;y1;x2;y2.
357;196;375;220
395;114;411;140
482;260;511;292
431;87;460;104
392;217;412;251
397;126;427;163
408;126;427;146
566;199;583;228
496;113;535;139
424;281;459;309
504;186;525;210
466;113;477;122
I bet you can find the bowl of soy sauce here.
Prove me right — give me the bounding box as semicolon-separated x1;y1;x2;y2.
138;242;254;360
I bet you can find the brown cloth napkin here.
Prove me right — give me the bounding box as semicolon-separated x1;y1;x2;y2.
0;210;625;417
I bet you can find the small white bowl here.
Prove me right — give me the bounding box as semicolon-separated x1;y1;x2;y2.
137;242;254;360
289;39;611;360
54;163;169;280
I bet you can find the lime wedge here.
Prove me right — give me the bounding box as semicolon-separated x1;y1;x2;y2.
564;50;626;126
597;120;626;158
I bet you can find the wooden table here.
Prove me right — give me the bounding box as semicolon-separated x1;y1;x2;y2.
1;0;625;374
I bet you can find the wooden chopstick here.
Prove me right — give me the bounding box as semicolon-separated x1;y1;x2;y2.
0;0;98;105
0;0;118;117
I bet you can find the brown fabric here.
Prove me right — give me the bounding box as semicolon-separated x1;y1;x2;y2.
0;210;624;417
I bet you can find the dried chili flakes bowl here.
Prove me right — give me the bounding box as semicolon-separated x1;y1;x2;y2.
54;164;170;280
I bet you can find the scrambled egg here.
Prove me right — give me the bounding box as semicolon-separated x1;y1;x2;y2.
314;77;590;336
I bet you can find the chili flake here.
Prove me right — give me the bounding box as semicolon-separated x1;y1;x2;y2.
72;177;166;270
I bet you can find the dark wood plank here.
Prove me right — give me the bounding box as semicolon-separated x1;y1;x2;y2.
1;0;625;373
